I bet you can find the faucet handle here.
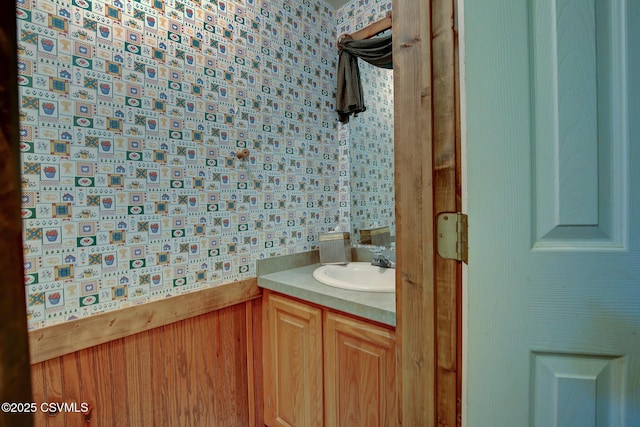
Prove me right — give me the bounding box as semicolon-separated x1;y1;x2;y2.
370;249;384;267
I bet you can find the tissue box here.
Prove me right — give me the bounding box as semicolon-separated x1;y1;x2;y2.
318;232;351;265
359;226;391;246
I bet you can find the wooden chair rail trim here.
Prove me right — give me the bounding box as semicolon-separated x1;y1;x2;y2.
29;278;261;364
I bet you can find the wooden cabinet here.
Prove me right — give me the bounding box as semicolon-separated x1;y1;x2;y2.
263;291;324;427
324;311;397;427
263;290;397;427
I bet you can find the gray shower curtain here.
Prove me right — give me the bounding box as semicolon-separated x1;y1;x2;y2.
336;34;392;123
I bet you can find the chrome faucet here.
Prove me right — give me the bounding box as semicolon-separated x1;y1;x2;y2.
371;251;395;269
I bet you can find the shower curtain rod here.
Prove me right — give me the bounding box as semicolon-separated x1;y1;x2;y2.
338;11;392;43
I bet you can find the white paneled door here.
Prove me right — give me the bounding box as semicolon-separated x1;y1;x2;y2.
463;0;640;426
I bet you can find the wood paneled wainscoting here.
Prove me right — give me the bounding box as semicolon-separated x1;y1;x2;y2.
28;280;264;427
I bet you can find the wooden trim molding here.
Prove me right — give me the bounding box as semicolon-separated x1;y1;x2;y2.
393;0;436;424
341;11;392;42
29;278;261;364
432;0;460;426
394;0;460;426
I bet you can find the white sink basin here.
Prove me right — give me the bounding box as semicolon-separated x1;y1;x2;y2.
312;262;395;292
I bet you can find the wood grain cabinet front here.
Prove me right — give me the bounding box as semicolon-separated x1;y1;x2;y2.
323;311;397;427
263;291;324;427
262;290;397;427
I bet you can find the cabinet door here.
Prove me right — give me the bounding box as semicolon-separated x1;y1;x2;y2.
263;291;323;427
324;311;397;427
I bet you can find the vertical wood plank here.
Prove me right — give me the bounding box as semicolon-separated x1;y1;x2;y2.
454;2;463;424
262;292;274;425
183;316;198;424
43;358;64;427
245;302;256;427
93;342;114;425
60;352;84;427
164;322;179;427
0;3;32;426
432;0;460;426
212;310;224;420
135;330;154;423
31;362;48;427
77;347;97;426
195;311;216;424
123;334;143;425
227;304;249;423
219;306;238;423
239;304;251;423
393;0;437;425
251;298;264;426
213;308;230;425
170;318;188;425
171;319;187;425
149;325;168;427
109;338;129;427
245;301;257;427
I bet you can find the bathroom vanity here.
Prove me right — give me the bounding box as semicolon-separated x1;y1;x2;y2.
262;290;396;427
257;252;397;427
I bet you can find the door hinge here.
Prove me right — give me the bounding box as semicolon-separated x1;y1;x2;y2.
436;212;468;264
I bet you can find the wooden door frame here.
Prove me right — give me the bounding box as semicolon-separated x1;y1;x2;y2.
0;3;34;427
394;0;461;425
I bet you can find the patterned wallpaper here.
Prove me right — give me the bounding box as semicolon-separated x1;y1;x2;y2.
335;0;394;241
347;60;394;240
17;0;341;329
